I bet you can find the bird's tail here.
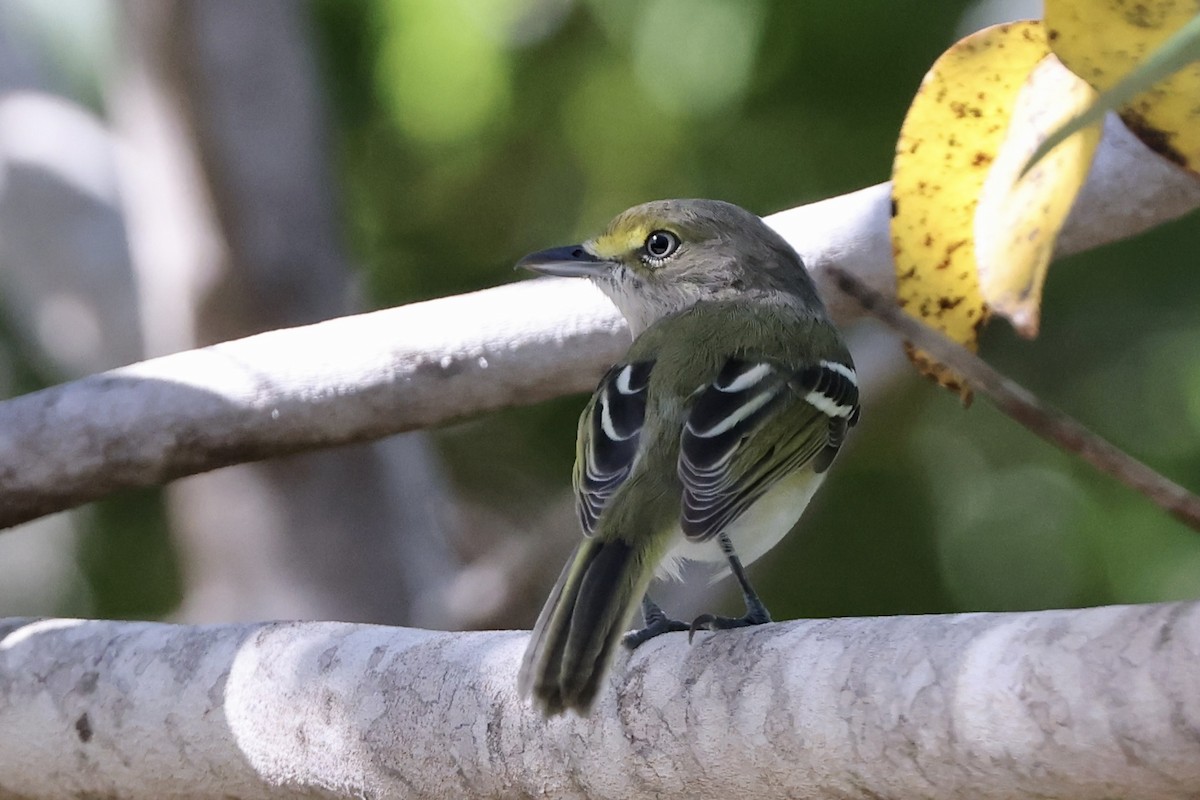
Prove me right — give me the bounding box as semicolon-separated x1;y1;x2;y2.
518;537;650;715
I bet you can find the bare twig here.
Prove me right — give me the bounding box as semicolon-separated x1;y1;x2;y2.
829;266;1200;532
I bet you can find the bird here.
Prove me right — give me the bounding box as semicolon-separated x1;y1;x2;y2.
515;199;859;716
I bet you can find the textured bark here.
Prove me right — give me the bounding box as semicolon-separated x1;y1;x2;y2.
1;603;1198;799
1;116;1198;530
0;279;626;529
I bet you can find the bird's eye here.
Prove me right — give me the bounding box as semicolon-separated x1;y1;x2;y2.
643;230;680;262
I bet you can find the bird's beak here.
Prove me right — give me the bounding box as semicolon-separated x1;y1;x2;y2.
516;245;615;279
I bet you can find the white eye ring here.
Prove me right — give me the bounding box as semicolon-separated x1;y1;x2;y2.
643;230;680;262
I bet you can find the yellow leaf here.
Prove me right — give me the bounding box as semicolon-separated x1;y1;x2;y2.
975;56;1101;338
892;21;1049;398
1046;0;1200;174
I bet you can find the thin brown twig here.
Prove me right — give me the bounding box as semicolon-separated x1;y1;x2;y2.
828;266;1200;533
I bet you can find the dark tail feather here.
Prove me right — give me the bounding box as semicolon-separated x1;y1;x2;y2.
518;538;644;715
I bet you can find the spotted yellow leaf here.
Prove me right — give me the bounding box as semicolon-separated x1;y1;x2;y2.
892;21;1049;398
1046;0;1200;174
975;56;1101;337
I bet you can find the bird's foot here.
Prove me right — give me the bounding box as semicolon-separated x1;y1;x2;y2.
623;596;690;649
687;606;772;644
623;616;689;649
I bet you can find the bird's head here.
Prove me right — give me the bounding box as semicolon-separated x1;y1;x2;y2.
518;199;820;335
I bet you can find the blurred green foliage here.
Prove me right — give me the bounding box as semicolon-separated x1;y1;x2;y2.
79;488;180;619
308;0;1200;619
312;0;970;302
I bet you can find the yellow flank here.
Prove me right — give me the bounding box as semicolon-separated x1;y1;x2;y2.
891;20;1050;398
975;56;1101;338
1046;0;1200;175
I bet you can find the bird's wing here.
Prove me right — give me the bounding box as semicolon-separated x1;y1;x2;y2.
573;360;654;535
679;356;859;542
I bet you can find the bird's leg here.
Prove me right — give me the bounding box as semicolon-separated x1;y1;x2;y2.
688;533;772;642
622;594;689;649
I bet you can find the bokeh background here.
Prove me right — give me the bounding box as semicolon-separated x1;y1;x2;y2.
1;0;1197;631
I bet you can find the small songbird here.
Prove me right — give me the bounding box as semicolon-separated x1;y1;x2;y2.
516;199;859;716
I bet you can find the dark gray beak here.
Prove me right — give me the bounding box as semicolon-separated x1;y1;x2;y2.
516;245;614;279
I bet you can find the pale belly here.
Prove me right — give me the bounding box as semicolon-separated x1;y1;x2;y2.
656;468;826;580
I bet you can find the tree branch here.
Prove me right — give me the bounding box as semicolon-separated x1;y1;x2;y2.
0;115;1197;529
0;604;1197;799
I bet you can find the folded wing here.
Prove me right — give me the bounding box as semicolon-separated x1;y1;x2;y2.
573;361;654;535
679;357;859;542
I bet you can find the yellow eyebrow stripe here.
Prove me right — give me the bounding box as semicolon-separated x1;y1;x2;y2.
589;223;651;260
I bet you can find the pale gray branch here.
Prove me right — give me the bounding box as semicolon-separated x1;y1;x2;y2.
1;116;1197;529
0;603;1197;799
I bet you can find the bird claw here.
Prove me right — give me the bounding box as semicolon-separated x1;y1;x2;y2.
623;616;689;649
687;610;771;644
687;614;716;644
